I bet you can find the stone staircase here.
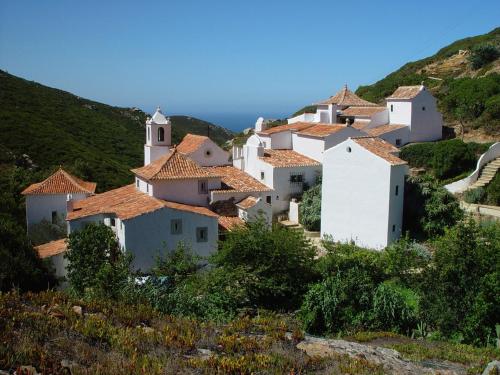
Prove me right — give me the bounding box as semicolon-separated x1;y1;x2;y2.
467;157;500;190
279;220;325;256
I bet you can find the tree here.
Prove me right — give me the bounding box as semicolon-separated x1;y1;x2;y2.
153;241;202;285
65;222;131;297
299;177;321;231
469;44;499;69
0;214;57;291
213;219;318;309
28;214;66;246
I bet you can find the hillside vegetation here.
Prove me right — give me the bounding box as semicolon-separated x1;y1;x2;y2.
356;27;500;137
0;70;233;191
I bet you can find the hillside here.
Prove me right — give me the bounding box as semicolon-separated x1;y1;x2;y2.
356;27;500;138
0;70;233;191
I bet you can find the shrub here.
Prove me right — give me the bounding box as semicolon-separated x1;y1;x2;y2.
469;44;499;69
403;175;463;239
420;219;500;345
463;187;486;204
152;241;202;285
485;172;500;206
399;143;435;169
213;219;317;310
65;222;133;297
27;215;66;246
299;177;321;231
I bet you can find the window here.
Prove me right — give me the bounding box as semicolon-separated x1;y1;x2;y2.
158;127;165;142
395;185;399;196
111;218;116;227
147;127;150;141
346;146;352;153
390;104;394;112
51;211;57;224
171;219;182;234
146;184;149;193
196;227;208;242
260;171;265;180
392;225;396;232
205;149;212;157
290;173;304;185
198;179;208;194
422;106;426;111
266;195;271;204
395;139;402;146
136;179;139;188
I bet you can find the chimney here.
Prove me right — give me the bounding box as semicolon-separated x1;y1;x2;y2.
66;194;74;212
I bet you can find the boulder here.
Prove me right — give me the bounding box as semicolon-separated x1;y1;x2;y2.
482;360;500;375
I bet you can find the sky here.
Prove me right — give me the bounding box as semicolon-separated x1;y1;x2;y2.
0;0;499;131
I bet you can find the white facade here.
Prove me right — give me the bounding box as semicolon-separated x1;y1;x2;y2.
183;137;230;167
321;138;407;250
237;198;272;225
69;207;218;272
26;193;88;231
387;87;442;142
151;178;221;206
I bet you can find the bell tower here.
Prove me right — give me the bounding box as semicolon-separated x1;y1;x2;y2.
144;106;172;165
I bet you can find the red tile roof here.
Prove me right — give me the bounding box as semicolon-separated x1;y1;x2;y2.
258;122;316;135
22;168;96;195
131;148;220;181
207;165;272;193
67;184;218;221
365;124;408;137
177;133;209;154
218;216;245;232
260;149;321;168
351;121;371;130
236;196;259;209
317;85;378;107
341;106;386;117
387;85;423;100
295;124;347;138
35;238;67;258
352;137;407;165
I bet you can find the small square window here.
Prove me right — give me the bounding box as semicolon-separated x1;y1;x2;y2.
266;195;271;204
392;225;396;232
395;185;399;196
390;104;394;112
260;171;265;180
51;211;57;224
395;139;402;146
196;227;208;242
146;184;149;193
171;219;182;235
111;218;116;227
422;106;426;111
136;179;140;188
198;179;208;194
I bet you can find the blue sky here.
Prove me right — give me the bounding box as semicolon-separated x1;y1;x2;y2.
0;0;499;130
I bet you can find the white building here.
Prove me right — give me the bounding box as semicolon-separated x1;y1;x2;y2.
144;107;171;165
22;168;96;231
177;133;230;167
321;137;408;249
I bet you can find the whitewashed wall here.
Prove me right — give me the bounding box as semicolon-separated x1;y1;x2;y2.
376;126;410;147
291;134;325;162
151;178;221;206
321;139;406;250
26;193;89;230
187;138;230;167
387;100;412;126
144;145;170;165
269;131;293;149
409;90;443;142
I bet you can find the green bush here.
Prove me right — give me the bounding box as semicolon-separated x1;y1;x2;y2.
403;175;463;239
469;44;499;69
399;143;435;169
299;177;321;231
213;219;317;310
420;219;500;345
485;173;500;206
27;215;66;246
431;140;476;180
463;187;486;204
152;241;202;285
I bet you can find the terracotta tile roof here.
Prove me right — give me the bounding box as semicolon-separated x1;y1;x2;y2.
35;238;67;258
258;122;316;135
22;168;96;195
67;184;218;221
131;148;220;181
341;106;386;117
236;196;259;209
218;216;245;232
317;85;378;107
260;149;321;168
365;124;408;137
295;124;347;138
177;133;208;154
207;165;272;193
352;137;407;165
387;85;423;100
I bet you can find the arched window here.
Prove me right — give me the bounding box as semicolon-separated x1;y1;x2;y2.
158;127;165;142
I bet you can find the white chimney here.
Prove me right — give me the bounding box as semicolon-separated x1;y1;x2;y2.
255;117;266;132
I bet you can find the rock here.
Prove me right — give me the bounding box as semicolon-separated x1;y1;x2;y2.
482;361;500;375
296;335;451;375
72;306;83;316
197;348;213;359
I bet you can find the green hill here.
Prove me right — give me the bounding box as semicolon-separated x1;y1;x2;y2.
0;70;233;191
356;27;500;137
